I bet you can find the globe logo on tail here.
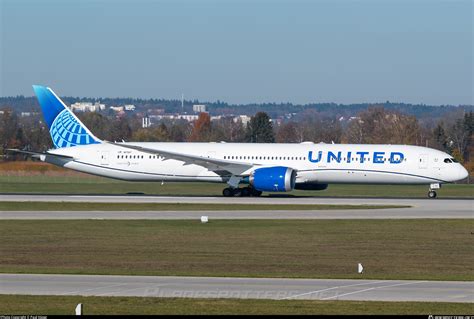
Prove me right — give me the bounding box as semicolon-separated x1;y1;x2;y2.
50;109;99;148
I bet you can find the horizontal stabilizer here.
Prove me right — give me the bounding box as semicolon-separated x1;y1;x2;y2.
6;149;74;159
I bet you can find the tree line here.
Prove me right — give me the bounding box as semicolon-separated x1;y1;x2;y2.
1;95;472;121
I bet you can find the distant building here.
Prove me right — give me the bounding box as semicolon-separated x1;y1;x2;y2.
71;102;105;112
147;108;165;115
272;118;283;126
124;104;136;111
233;115;251;126
178;114;199;121
193;104;206;113
148;114;199;122
142;116;152;128
110;106;124;112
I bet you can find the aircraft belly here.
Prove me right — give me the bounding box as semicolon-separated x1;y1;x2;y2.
306;168;433;184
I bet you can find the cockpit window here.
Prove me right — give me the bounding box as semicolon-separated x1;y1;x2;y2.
451;158;459;163
444;158;452;163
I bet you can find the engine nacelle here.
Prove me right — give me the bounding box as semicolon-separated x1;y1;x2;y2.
294;183;328;191
249;166;296;192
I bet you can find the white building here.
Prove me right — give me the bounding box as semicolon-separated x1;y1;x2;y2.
233;115;251;126
177;114;199;121
148;114;199;122
193;104;206;113
110;106;124;112
71;102;105;112
124;104;136;111
142;116;152;128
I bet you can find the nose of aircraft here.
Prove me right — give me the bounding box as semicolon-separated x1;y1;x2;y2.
458;164;469;181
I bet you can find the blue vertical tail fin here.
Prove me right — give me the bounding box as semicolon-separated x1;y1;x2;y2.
33;85;101;148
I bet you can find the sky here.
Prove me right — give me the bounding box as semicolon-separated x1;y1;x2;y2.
0;0;472;105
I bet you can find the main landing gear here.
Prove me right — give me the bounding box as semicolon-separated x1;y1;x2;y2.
222;187;262;197
428;183;440;199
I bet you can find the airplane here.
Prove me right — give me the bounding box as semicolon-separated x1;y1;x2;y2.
8;85;469;198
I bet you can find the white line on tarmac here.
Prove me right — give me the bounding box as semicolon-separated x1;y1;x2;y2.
279;280;389;300
321;280;428;300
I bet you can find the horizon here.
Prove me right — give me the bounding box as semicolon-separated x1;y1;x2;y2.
0;92;472;108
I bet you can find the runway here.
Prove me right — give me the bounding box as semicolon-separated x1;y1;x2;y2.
0;274;471;303
1;194;473;208
0;195;472;219
2;208;473;219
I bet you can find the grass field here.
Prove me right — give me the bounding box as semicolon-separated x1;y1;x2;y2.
1;219;472;281
0;201;408;211
0;295;472;315
1;175;473;198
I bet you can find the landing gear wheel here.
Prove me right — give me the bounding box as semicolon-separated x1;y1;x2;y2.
232;188;242;197
428;190;437;199
251;189;263;197
223;188;233;197
240;187;251;197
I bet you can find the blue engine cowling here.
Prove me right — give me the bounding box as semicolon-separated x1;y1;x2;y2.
249;166;296;192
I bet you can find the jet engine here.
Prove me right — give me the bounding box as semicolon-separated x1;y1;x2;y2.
249;166;296;192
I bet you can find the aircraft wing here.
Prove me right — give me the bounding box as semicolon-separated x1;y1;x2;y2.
111;142;256;176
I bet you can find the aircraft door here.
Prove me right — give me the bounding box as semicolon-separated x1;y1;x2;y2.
100;151;109;165
207;151;216;159
432;156;444;179
419;154;428;169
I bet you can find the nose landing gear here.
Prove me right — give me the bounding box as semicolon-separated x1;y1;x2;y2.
428;183;440;199
428;190;437;199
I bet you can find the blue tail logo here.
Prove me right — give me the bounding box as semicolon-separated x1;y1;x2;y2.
33;85;101;148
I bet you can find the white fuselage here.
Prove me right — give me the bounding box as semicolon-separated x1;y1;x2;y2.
47;142;467;186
